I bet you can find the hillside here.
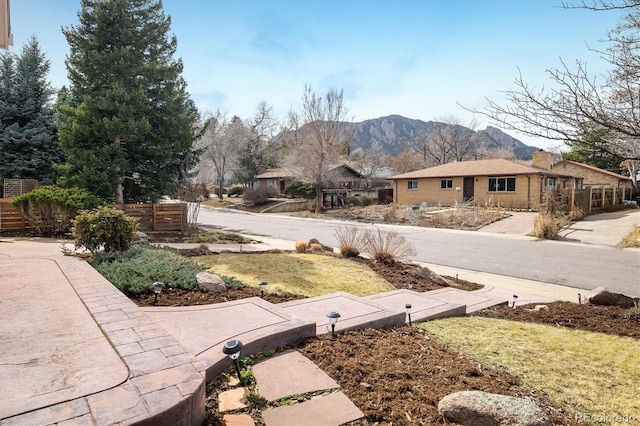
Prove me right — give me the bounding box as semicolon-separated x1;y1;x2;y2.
339;115;539;160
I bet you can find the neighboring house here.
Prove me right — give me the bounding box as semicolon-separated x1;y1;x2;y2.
552;160;633;189
253;168;294;193
254;163;389;194
389;157;580;209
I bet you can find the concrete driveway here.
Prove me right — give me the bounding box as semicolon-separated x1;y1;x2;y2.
556;209;640;246
480;209;640;247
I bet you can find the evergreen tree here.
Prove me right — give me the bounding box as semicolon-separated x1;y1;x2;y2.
0;36;62;185
562;123;625;174
58;0;199;203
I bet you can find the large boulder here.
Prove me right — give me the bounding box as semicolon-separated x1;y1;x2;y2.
416;266;449;287
196;272;227;293
585;286;636;308
438;391;551;426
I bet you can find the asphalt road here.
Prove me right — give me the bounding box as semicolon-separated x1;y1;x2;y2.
196;207;640;297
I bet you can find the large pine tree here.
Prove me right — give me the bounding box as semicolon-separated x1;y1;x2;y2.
57;0;199;203
0;36;62;185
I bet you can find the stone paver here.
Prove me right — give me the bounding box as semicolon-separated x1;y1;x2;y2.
252;350;339;401
474;285;556;307
261;391;364;426
224;414;256;426
218;387;250;412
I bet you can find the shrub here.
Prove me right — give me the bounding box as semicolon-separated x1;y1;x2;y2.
361;196;374;206
345;196;362;207
12;186;102;235
295;241;307;252
242;187;279;205
91;245;206;294
531;213;558;239
227;186;245;197
363;228;417;264
74;207;139;254
284;182;315;198
334;225;366;257
309;243;322;252
568;205;585;221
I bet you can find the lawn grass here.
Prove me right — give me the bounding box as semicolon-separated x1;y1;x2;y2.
419;316;640;424
619;225;640;248
194;252;395;297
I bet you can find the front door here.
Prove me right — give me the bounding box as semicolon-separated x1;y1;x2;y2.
463;177;474;202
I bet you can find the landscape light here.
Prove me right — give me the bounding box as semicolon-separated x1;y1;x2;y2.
326;311;341;339
258;281;268;297
512;294;518;309
222;339;244;383
152;281;165;305
578;293;582;304
408;282;413;290
405;304;412;326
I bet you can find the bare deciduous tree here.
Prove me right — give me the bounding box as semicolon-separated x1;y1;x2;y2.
469;2;640;167
285;86;351;213
350;142;389;186
414;115;480;165
200;111;246;199
388;148;425;174
231;101;287;186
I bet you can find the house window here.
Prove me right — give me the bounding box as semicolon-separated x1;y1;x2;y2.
408;180;418;190
440;179;453;189
546;177;556;187
488;177;516;192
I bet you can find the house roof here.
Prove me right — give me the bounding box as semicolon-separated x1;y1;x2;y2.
389;159;574;179
255;168;294;179
553;160;632;181
255;163;365;180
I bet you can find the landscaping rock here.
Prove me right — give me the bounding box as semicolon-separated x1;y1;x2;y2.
196;271;227;293
585;287;636;308
416;266;449;287
133;231;148;242
438;390;551;426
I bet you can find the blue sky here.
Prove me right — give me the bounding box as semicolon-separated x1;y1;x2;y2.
9;0;623;150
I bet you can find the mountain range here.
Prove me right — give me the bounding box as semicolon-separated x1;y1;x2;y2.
340;115;540;160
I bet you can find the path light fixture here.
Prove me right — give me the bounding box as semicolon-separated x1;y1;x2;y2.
512;294;518;309
222;339;244;383
408;282;413;290
326;311;341;339
258;281;268;297
152;282;165;305
578;293;582;304
405;304;412;326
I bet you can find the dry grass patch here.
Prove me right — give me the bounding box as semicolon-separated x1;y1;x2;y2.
420;316;640;422
194;252;395;297
619;225;640;248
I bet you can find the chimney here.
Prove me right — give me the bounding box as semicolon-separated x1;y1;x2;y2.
532;150;552;170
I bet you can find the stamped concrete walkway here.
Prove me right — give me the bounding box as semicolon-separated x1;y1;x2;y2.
0;237;559;425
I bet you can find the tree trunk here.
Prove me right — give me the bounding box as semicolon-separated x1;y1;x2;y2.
114;135;124;204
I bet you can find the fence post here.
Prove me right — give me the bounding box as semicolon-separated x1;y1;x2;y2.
152;203;157;231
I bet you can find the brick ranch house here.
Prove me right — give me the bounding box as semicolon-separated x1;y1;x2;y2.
389;153;581;210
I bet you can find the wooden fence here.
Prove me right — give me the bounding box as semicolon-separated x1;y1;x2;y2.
0;198;28;230
553;187;632;214
113;203;187;232
0;201;187;232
